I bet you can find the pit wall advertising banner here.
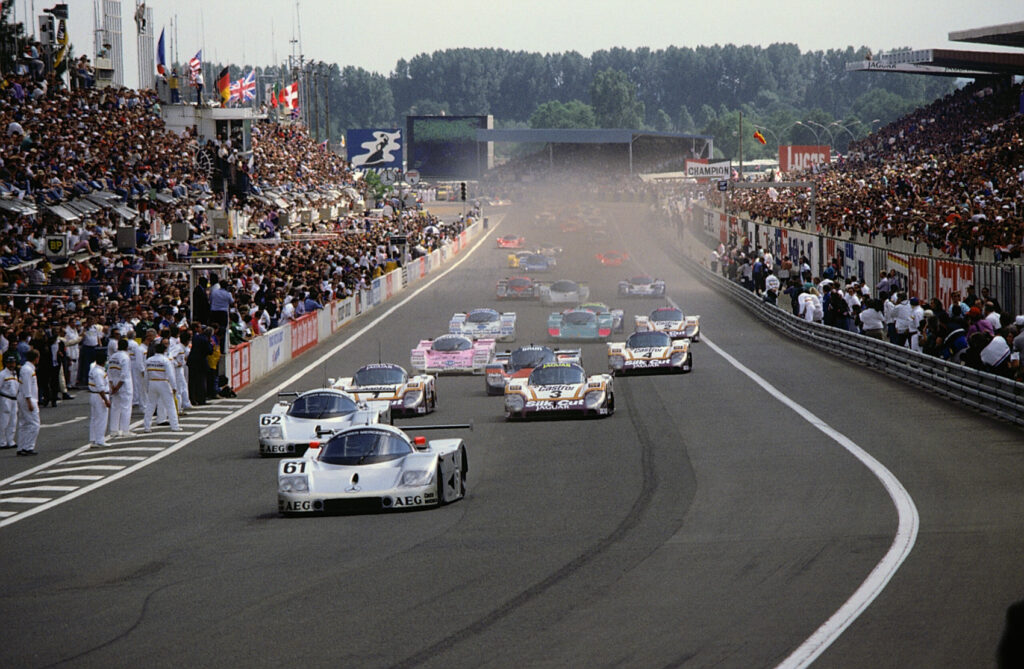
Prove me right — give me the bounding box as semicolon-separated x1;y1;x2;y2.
778;145;831;173
685;159;731;180
346;129;403;169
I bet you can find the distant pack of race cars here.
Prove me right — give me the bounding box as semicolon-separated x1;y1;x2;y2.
268;226;700;516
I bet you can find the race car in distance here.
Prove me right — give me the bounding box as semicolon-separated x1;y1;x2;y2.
516;253;555;273
330;363;436;416
534;244;563;258
547;307;615;341
278;422;469;515
619;275;667;298
450;308;516;342
411;334;496;375
579;302;625;333
508;250;532;268
504;362;614;420
258;388;385;457
607;330;692;375
496;234;526;249
496;276;540;300
539;279;590;306
596;251;629;266
484;344;582;395
634;306;700;340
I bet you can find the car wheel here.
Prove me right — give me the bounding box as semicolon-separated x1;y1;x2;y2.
436;465;448;506
606;392;615;416
683;354;693;373
459;447;468;497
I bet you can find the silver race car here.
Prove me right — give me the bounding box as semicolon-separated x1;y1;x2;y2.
634;306;701;340
618;274;667;298
538;279;590;306
331;363;437;416
607;330;692;375
258;388;386;457
449;308;516;342
277;422;470;515
504;362;614;420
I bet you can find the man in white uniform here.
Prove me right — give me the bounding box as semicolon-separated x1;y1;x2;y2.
16;350;40;456
87;348;111;447
64;319;82;387
143;342;180;433
130;331;152;410
169;327;191;413
107;339;134;437
0;353;19;449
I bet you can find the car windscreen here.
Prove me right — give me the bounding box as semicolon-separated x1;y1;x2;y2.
432;335;472;352
319;429;412;465
627;331;671;348
287;392;358;419
529;365;586;386
353;365;407;386
508;347;555;371
524;255;546;265
551;280;577;292
563;311;595;326
508;278;532;289
580;303;607;314
630;276;653;285
467;309;498;323
651;308;684;321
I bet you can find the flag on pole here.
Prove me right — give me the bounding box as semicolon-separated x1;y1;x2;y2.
753;130;767;145
281;81;299;110
156;28;167;77
53;19;69;68
216;67;231;106
238;70;255;102
188;50;202;83
320;140;329;152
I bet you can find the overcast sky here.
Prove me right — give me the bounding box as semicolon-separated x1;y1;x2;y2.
16;0;1022;87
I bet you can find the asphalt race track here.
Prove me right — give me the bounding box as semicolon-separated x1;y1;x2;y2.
2;202;1023;668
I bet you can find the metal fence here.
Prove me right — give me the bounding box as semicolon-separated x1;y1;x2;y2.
675;232;1024;428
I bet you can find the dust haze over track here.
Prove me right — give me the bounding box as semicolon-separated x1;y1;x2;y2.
0;186;1021;668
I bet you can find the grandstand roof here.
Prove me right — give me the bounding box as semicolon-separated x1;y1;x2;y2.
949;21;1024;49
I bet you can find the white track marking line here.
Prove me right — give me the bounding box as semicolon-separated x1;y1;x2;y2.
41;417;87;428
46;465;125;473
10;475;104;484
0;214;505;529
0;511;15;517
664;295;919;668
69;456;148;464
1;497;52;504
0;486;78;494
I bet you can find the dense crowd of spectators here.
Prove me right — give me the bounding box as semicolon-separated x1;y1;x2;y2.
710;80;1024;261
0;69;471;403
712;238;1023;382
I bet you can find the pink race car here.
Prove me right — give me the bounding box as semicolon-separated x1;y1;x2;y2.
410;334;496;375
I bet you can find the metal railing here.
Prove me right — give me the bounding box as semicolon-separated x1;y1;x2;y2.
674;238;1024;427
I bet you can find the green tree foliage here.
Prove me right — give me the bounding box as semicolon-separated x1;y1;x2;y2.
590;68;644;129
528;100;596;128
330;65;395;133
0;3;28;73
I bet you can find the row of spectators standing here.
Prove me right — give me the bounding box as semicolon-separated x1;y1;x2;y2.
714;241;1024;382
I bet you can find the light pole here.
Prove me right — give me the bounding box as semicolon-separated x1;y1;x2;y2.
794;121;819;145
829;121;858;152
804;120;833;150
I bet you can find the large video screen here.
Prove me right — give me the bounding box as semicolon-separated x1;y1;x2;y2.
406;115;491;179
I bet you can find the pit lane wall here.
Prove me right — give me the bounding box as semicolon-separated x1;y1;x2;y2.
674;206;1024;427
230;222;481;391
691;204;1024;317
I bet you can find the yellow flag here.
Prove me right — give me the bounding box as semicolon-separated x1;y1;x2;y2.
53;19;70;68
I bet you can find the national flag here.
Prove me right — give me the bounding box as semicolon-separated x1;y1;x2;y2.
269;90;277;106
320;140;328;152
238;70;256;102
273;82;281;106
753;130;767;145
290;106;300;120
156;28;167;77
281;81;299;110
53;19;69;68
216;67;231;105
188;50;202;82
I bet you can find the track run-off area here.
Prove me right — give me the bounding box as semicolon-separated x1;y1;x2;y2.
2;202;1022;668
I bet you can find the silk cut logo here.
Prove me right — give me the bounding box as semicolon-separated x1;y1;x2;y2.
350;130;402;168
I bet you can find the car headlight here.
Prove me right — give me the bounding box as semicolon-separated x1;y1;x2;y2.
584;389;605;409
505;393;525;411
403;390;423;408
279;475;309;493
260;425;283;440
608;355;624;370
671;352;686;366
400;469;433;487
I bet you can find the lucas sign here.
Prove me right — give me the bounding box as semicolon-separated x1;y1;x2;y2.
685;160;731;179
778;145;831;173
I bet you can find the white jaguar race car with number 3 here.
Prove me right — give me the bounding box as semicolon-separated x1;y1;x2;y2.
607;330;692;375
504;362;614;420
277;422;470;515
331;363;436;416
259;389;386;457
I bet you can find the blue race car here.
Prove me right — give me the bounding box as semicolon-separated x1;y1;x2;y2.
516;253;555;273
547;307;615;341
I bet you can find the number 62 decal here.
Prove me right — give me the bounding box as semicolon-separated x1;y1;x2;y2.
260;415;282;425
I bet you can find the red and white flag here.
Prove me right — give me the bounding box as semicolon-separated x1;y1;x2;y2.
281;81;299;109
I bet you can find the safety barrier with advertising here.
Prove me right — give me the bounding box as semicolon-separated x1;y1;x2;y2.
290;313;319;358
229;342;251;391
696;203;1023;314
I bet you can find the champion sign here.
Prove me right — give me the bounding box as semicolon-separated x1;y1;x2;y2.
685;160;731;179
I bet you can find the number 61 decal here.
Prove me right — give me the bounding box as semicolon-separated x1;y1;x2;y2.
283;461;306;474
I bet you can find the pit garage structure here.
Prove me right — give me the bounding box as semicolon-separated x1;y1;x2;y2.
475;128;714;177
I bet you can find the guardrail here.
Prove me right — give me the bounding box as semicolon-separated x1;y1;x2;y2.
671;226;1024;427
